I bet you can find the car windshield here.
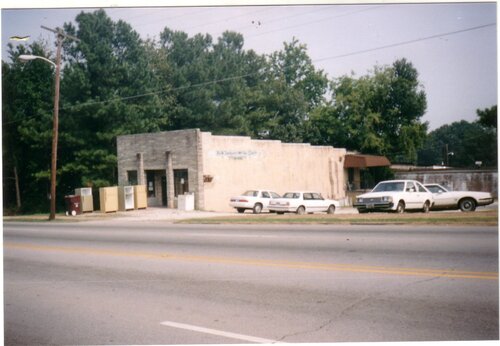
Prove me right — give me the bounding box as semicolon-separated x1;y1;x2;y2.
283;192;300;199
242;190;259;197
372;182;405;192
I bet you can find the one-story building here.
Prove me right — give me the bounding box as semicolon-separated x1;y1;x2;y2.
116;129;389;211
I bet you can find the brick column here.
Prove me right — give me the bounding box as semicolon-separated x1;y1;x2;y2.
195;129;204;210
166;151;175;208
136;153;145;185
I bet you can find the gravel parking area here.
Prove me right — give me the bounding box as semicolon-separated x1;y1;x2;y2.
4;202;496;224
76;207;235;223
68;205;360;224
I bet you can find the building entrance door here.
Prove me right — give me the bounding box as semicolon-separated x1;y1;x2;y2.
161;176;167;206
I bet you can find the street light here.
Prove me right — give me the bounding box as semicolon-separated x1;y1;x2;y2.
18;27;79;220
19;54;56;68
19;25;80;220
19;50;61;220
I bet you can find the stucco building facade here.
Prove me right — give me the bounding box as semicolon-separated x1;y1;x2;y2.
117;129;347;211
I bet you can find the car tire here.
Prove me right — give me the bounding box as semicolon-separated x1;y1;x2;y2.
459;198;476;212
327;205;336;214
237;208;245;214
396;201;405;214
422;201;430;213
296;206;306;215
253;203;263;214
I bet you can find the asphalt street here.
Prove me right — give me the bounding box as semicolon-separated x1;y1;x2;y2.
3;222;499;344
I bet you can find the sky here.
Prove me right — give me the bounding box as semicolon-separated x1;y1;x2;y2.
1;1;497;130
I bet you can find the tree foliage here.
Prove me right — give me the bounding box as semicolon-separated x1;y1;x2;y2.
306;59;428;164
418;107;497;168
3;41;56;212
476;105;497;129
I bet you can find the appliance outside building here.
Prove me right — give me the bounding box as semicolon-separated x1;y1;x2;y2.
134;185;147;209
75;187;93;212
99;186;118;213
118;186;135;211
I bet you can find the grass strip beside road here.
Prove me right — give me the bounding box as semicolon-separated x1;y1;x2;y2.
178;210;498;226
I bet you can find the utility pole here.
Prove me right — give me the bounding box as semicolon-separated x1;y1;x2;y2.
41;25;80;220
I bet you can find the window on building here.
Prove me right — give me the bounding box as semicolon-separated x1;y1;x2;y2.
146;171;156;197
174;169;189;196
127;170;138;186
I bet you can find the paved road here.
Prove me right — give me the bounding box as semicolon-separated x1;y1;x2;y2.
3;222;498;344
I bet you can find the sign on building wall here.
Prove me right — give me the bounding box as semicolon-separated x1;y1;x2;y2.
209;150;262;160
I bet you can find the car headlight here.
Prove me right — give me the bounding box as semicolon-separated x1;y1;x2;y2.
357;198;363;203
381;196;393;202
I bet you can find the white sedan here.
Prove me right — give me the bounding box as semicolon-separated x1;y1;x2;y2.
268;191;339;215
229;190;281;214
424;183;494;212
353;180;433;213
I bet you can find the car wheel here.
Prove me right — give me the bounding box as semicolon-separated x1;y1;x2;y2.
459;198;476;212
327;205;336;214
396;201;405;214
296;206;306;215
253;203;263;214
236;208;245;214
422;201;430;213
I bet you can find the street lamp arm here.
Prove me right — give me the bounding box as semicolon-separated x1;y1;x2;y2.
19;54;56;68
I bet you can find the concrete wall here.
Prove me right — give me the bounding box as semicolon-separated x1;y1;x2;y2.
200;132;346;212
116;129;203;208
395;169;498;197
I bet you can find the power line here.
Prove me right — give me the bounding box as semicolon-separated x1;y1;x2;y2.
246;5;382;39
58;72;254;111
3;72;255;125
4;22;495;125
314;22;496;63
232;5;340;33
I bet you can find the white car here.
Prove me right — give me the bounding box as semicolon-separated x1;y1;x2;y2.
354;180;433;213
268;191;339;215
424;183;494;212
229;190;281;214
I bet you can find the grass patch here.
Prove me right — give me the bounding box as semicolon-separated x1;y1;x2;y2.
177;210;498;226
2;212;113;222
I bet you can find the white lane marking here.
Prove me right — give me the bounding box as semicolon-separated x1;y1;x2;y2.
160;320;284;344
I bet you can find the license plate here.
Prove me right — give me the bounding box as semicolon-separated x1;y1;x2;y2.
367;204;374;209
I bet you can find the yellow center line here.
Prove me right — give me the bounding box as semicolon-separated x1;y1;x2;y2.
5;242;498;280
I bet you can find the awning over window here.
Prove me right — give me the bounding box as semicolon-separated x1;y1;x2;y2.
344;154;391;168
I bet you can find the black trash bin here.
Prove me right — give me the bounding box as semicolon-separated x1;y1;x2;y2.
64;195;82;216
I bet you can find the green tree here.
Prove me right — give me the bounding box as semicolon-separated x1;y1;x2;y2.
263;38;328;142
307;59;427;163
60;9;174;193
207;31;267;135
476;105;497;129
2;41;56;212
418;107;497;168
159;28;215;130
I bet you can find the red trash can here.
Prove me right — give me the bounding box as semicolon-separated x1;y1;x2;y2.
64;195;82;216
